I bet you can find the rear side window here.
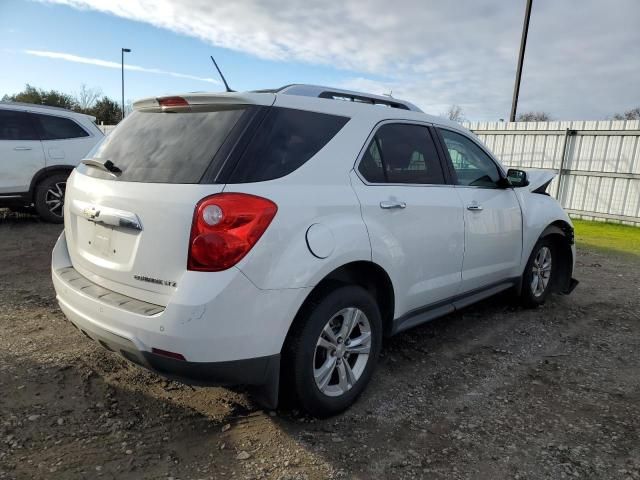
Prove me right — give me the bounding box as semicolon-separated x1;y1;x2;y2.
82;108;247;183
32;113;89;140
228;108;349;183
0;109;38;140
358;123;445;184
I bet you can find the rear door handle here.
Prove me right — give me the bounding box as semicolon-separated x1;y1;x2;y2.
13;146;32;151
467;203;483;211
380;201;407;209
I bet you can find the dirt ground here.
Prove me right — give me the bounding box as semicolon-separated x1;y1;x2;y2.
1;211;639;480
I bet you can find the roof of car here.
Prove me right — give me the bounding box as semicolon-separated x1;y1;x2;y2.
260;84;423;112
134;84;466;132
0;101;95;121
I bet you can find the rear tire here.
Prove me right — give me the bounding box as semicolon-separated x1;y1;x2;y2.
34;173;68;224
284;285;382;417
520;237;555;308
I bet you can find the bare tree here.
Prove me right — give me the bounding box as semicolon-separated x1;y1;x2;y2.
75;84;102;112
517;111;552;122
442;104;465;122
612;107;640;120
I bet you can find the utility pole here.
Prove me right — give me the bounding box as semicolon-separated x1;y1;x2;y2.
121;48;131;121
510;0;533;122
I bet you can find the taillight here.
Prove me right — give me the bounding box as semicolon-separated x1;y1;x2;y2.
188;193;277;272
157;96;190;112
158;96;189;108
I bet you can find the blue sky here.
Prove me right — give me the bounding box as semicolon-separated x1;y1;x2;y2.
0;0;348;103
1;0;639;121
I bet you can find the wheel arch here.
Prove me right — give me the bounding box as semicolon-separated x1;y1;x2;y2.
540;220;574;241
522;219;574;294
285;260;396;342
29;165;75;197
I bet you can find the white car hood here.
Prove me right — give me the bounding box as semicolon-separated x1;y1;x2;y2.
525;169;556;192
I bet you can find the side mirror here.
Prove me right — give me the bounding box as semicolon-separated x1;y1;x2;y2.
506;168;529;187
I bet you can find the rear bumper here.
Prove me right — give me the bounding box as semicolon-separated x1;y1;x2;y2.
51;231;309;390
142;351;280;387
57;289;280;387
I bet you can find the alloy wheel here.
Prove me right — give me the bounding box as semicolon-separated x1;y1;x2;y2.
45;181;66;218
531;246;552;297
313;307;372;397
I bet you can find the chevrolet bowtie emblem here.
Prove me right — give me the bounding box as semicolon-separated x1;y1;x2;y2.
83;207;100;219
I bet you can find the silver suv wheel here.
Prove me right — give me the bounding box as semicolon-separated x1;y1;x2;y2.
35;173;68;224
45;181;66;218
531;245;552;297
313;307;372;397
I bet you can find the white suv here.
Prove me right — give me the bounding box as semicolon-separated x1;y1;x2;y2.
0;102;103;222
51;85;577;416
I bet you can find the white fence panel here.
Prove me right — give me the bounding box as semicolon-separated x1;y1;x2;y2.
98;124;117;135
464;120;640;225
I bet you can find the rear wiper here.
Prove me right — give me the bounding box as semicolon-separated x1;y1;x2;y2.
81;158;122;176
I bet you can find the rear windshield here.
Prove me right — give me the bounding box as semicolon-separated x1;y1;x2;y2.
81;108;246;183
78;106;348;184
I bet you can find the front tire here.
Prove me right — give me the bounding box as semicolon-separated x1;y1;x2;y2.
34;174;68;223
285;285;382;417
520;238;555;308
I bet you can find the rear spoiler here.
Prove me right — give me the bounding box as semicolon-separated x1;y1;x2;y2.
133;92;275;113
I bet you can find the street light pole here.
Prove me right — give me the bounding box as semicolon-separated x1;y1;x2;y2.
510;0;533;122
121;48;131;121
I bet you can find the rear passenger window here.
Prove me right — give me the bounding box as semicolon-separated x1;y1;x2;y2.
32;113;89;140
229;108;349;183
0;109;38;140
358;123;445;184
358;139;386;183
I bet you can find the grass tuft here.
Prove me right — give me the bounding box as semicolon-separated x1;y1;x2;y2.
573;219;640;257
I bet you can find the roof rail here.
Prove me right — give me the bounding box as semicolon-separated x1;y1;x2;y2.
0;101;80;114
270;84;423;112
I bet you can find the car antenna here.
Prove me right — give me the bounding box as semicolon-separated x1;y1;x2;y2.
210;56;234;92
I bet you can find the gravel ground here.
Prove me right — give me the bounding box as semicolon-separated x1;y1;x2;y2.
1;211;639;480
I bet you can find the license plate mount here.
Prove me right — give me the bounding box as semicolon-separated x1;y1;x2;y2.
91;223;115;257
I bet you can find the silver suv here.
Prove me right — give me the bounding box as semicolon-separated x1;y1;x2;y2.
52;85;577;416
0;102;103;222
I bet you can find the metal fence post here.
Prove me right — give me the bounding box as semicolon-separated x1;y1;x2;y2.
556;128;576;205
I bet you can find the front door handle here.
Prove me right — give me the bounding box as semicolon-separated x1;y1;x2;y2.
380;201;407;209
467;203;483;211
14;146;32;151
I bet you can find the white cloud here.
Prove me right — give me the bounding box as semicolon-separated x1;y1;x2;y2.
25;49;220;84
36;0;640;120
